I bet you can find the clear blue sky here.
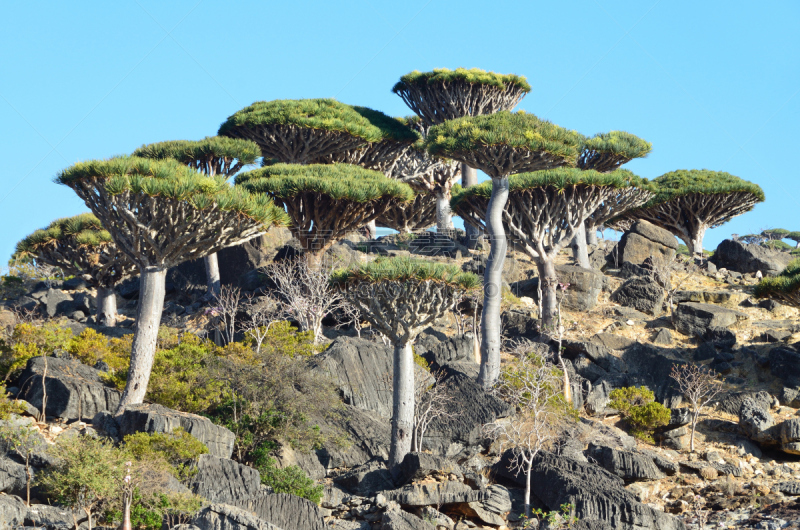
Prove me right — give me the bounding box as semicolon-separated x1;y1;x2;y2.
1;1;798;264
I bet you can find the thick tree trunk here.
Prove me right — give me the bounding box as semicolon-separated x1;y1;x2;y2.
434;189;454;232
117;268;167;410
462;164;480;248
688;225;707;256
96;286;117;327
477;177;509;390
586;223;598;246
204;253;221;297
365;220;377;240
536;258;558;330
389;341;414;473
571;222;591;268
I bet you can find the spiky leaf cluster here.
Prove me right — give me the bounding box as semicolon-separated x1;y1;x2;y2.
578;131;652;172
14;213;137;288
755;259;800;307
394;68;531;91
332;256;479;289
648;170;765;203
425;111;582;177
132;136;259;177
56;156;288;267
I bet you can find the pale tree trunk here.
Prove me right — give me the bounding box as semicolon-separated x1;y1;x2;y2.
96;286;117;327
389;341;415;473
586;223;598;246
524;455;533;517
365;220;377;240
462;164;480;248
434;189;454;232
690;412;699;452
571;222;591;268
536;258;558;330
688;224;707;256
117;268;167;410
204;253;221;297
477;177;509;390
122;496;132;530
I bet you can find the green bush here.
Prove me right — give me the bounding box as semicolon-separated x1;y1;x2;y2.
609;386;670;443
123;428;208;480
0;382;24;420
1;322;73;380
253;452;323;505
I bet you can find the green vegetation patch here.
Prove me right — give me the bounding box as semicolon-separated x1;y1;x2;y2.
331;256;480;289
425;111;582;161
609;386;670;443
132;136;260;165
55;156;288;227
755;258;800;301
352;106;419;143
393;68;531;92
649;169;765;203
218;99;383;142
15;213;111;257
582;130;652;159
236;163;415;203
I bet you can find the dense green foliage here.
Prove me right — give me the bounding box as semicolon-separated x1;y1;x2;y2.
330;256;480;289
218;99;383;142
1;322;74;380
132;136;260;166
253;453;323;504
609;386;671;443
0;382;24;420
755;258;800;305
581;131;652;159
123;428;208;480
451;168;648;208
762;228;790;240
647;169;765;203
15;213;111;257
425;111;582;160
55;156;289;227
393;68;531;92
236;163;415;202
352;106;419;142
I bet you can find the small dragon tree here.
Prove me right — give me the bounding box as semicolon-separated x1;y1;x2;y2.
755;259;800;307
573;131;653;266
14;213;137;326
236;163;414;268
133;136;260;296
426;111;583;389
332;257;479;472
452;168;648;328
218;98;383;164
613;170;765;255
56;156;287;408
393;68;531;242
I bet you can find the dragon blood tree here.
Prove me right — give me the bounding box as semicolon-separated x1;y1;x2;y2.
613;170;765;255
452;168;646;327
56;156;287;407
427;111;582;389
14;213;137;326
236;163;414;268
133;136;260;296
573;131;653;266
375;190;438;233
755;259;800;307
332;257;479;471
218;98;383;164
393;68;531;242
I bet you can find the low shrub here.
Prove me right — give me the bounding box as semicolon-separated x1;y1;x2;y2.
609;386;671;443
253;450;323;504
0;382;25;420
1;322;73;380
123;428;208;480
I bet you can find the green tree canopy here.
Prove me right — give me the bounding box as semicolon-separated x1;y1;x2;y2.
132;136;259;177
578;131;652;173
332;255;479;289
425;111;582;177
762;228;790;241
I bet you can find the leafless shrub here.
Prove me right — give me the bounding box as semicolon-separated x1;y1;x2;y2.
209;285;241;346
239;293;283;354
670;364;722;452
412;369;456;452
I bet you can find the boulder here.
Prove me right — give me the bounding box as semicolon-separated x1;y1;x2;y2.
114;403;235;458
242;493;326;530
380;510;435;530
0;494;27;528
738;397;775;444
672;303;747;337
16;356;121;421
591;333;636;351
334;459;395;496
43;289;74;318
586;444;665;482
312;405;391;471
616;221;678;267
774;482;800;496
188;455;262;505
194;504;283;530
769;348;800;387
555;265;604;311
396;453;463;486
24;504;84;530
501;310;540;341
703;326;737;348
711;239;793;275
0;456;27;495
414;330;473;368
717;391;773;416
585;380;614;416
611;277;665;316
382;480;487;507
652;329;672;345
621;343;683;408
495;451;684;530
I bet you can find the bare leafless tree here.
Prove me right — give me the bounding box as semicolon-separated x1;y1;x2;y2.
412;370;455;452
670;364;722;453
209;285;241;346
264;257;344;344
239;294;284;354
483;350;569;518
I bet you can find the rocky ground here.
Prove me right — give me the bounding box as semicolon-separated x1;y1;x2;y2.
2;222;800;530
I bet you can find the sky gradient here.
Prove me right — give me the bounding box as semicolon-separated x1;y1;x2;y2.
1;1;798;264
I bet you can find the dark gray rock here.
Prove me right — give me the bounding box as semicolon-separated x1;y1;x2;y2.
738;397;776;444
573;520;615;530
774;482;800;496
380;510;435;530
587;444;665;482
0;456;27;495
335;459;394;496
652;328;672;345
621;343;683;408
414;329;472;368
174;235;279;290
44;289;74;318
693;342;716;362
780;387;800;408
17;356;121;421
25;504;84;530
769;348;800;387
563;340;626;374
496;451;684;530
194;503;283;530
592;333;636;351
0;494;27;528
673;302;747;337
703;326;737;348
382;480;487;507
757;329;792;342
501;310;540;341
396;453;463;486
717;391;773;416
11;295;39;312
188;455;262;505
711;239;793;275
62;277;88;291
313;405;391;471
242;493;326;530
616;221;678;267
585;380;614;416
556;265;604;311
115;403;235;459
612;277;665;316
